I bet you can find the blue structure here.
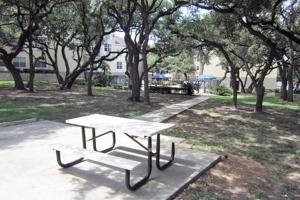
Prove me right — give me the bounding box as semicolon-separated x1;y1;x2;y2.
197;74;216;81
152;74;169;81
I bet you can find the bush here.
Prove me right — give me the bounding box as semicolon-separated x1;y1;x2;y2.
94;73;110;87
74;79;86;85
210;85;232;96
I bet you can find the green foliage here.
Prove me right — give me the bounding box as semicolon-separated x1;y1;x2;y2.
210;85;233;96
94;73;110;87
151;51;196;75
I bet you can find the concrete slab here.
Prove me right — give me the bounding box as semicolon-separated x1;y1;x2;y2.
0;121;220;200
135;95;209;123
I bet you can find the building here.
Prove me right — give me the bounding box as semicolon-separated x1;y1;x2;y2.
193;52;278;90
0;34;128;85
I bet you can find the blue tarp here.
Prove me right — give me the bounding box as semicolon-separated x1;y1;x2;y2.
197;74;216;81
152;74;169;81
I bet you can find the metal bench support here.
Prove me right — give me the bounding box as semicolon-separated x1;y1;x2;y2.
156;133;175;170
55;150;84;168
125;137;152;191
90;129;116;153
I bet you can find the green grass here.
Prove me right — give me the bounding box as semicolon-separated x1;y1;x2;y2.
0;80;15;89
0;80;55;89
210;94;300;110
0;99;73;122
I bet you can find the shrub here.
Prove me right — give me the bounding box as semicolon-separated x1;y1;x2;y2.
94;73;110;87
210;85;232;96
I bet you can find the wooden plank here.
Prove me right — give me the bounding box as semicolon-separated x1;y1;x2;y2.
53;144;141;171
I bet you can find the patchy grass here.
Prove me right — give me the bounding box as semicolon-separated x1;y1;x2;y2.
210;94;300;110
169;94;300;200
0;86;193;123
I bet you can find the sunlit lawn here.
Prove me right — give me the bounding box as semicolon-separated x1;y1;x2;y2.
168;94;300;199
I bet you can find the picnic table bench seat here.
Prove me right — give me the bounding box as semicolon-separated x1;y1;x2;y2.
53;144;141;171
53;144;152;191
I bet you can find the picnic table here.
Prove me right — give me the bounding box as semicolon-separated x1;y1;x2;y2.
53;114;176;191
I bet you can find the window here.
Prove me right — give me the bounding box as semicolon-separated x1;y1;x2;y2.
104;43;112;52
12;57;26;68
116;62;122;69
35;59;47;68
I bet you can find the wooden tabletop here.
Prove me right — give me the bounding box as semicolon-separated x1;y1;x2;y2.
66;114;175;137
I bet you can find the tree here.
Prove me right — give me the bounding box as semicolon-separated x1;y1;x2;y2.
150;51;195;80
191;0;300;111
107;0;187;103
0;0;69;90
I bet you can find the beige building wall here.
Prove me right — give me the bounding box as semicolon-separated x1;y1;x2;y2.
193;53;278;90
0;33;128;84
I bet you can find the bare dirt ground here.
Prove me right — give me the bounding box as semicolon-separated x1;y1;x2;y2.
168;100;300;200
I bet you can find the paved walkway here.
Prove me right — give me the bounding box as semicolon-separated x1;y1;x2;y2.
135;95;209;144
135;95;209;122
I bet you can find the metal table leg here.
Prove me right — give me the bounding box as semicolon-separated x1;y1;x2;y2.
81;126;87;149
125;137;153;191
90;128;116;153
156;133;175;170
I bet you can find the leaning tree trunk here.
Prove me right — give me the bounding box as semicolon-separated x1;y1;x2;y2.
237;71;246;93
3;58;25;90
60;68;85;90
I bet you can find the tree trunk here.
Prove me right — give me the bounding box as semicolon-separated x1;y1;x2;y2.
246;82;254;93
255;83;265;112
183;73;188;81
4;59;25;90
281;78;288;100
27;31;35;92
230;66;238;108
287;39;294;102
60;68;85;90
87;65;94;96
237;71;246;93
277;59;288;100
131;62;141;101
142;50;150;104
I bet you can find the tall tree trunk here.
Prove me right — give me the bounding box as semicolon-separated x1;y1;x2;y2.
246;82;254;93
230;66;238;108
87;64;94;96
27;31;35;92
3;58;25;90
142;36;150;105
278;63;288;100
255;82;265;112
287;39;294;102
131;62;141;101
